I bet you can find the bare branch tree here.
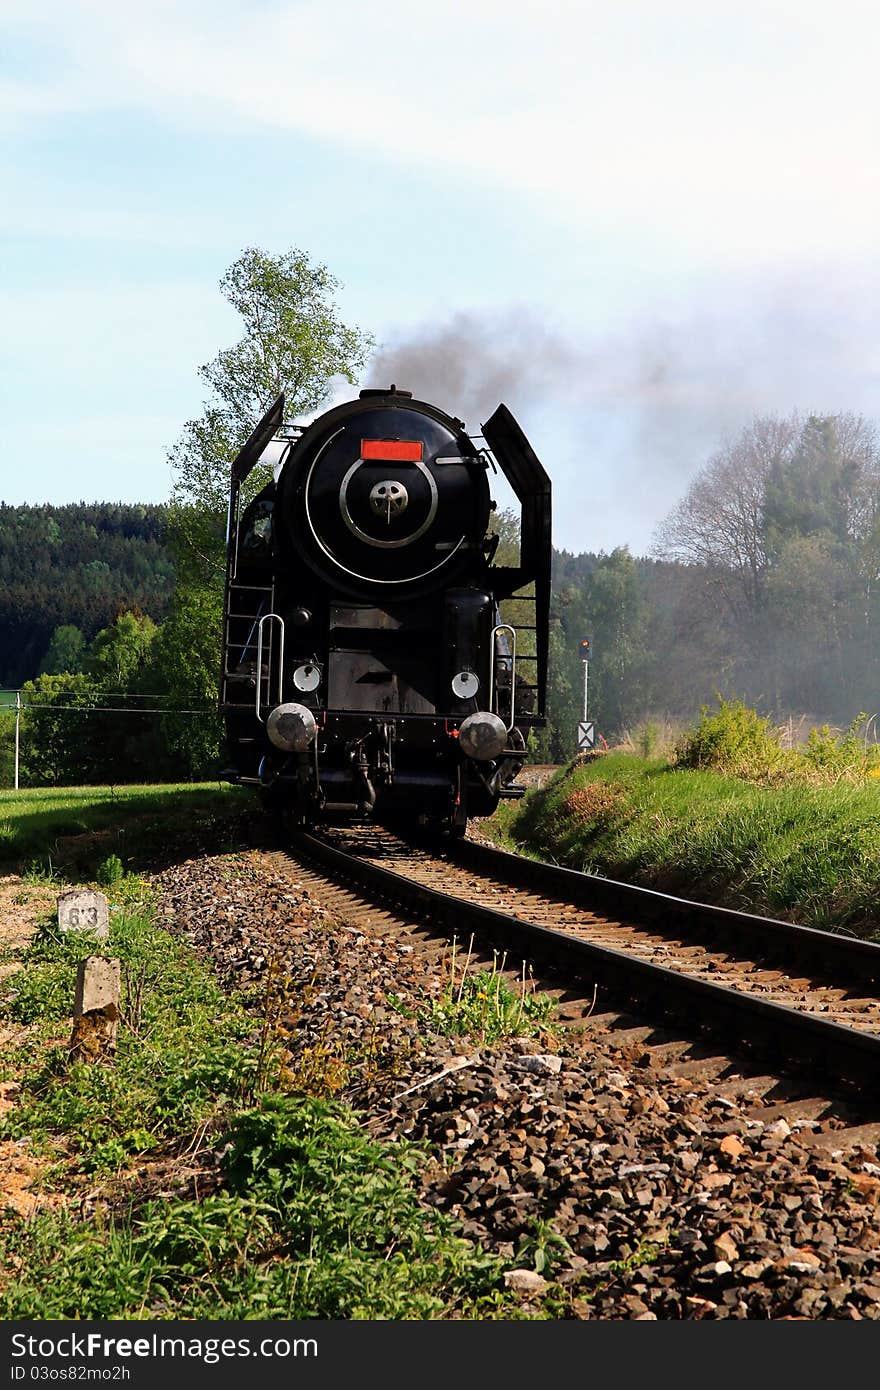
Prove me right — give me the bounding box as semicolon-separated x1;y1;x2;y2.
653;414;798;617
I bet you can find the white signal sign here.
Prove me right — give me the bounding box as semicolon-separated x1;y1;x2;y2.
577;721;595;751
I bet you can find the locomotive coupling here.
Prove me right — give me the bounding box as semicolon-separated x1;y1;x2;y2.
458;711;508;761
266;702;317;753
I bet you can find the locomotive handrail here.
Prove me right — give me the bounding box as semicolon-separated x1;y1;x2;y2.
490;623;517;730
255;613;285;721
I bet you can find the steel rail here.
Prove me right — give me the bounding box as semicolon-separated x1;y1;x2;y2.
450;837;880;986
296;831;880;1093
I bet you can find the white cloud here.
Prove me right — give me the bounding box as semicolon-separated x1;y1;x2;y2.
3;0;879;261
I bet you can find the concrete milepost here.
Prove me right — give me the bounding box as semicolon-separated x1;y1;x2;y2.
57;889;109;940
70;957;121;1060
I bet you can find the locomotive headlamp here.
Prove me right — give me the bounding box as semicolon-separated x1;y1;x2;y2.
293;663;321;693
267;703;317;753
458;711;508;761
451;670;480;699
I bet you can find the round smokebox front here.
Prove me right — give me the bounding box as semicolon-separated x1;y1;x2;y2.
292;404;490;591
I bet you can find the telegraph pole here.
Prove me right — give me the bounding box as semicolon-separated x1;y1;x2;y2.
14;690;20;791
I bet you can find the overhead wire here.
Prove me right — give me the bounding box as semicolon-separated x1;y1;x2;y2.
7;704;218;716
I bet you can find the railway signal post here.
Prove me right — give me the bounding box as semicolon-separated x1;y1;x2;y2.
577;635;594;751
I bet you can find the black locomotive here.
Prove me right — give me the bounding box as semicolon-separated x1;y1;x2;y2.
219;385;550;833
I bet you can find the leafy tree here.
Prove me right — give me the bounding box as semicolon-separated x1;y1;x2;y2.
17;615;171;787
658;412;880;612
169;246;374;581
652;410;880;727
763;415;864;560
201;247;374;425
158;246;376;782
19;674;104;785
146;586;224;779
764;534;859;712
0;709;15;787
39;624;86;676
533;618;579;762
542;548;649;753
87;612;157;688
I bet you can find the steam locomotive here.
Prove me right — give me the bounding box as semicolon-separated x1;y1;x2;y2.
219;386;551;833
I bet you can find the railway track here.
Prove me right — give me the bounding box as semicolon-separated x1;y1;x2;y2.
285;824;880;1122
153;833;880;1317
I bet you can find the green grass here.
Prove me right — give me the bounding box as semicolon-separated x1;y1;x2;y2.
508;753;880;935
0;1104;514;1319
0;782;246;871
0;898;523;1320
1;905;253;1164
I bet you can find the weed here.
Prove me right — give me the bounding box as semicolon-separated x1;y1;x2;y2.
619;718;682;761
22;857;62;887
637;720;661;759
385;991;414;1020
3;960;78;1025
606;1237;666;1277
674;697;785;778
423;939;556;1042
516;1218;573;1275
283;1022;349;1098
96;854;124;887
563;781;626;828
0;1088;518;1319
1;909;252;1170
245;960;349;1102
801;713;880;780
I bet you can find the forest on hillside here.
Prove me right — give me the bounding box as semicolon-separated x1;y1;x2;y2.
0;503;173;687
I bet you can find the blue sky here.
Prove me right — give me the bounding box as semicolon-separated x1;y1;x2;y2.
2;0;879;554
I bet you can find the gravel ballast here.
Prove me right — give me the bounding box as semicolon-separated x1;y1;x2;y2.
152;847;880;1320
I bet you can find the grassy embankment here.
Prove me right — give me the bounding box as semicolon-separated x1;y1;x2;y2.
0;784;545;1319
499;704;880;937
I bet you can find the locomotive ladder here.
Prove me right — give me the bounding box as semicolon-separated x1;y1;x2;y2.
492;587;541;726
220;579;284;717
